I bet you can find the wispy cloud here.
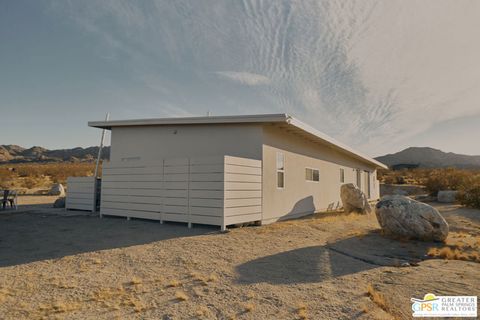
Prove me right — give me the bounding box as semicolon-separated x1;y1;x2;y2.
215;71;270;86
47;0;480;155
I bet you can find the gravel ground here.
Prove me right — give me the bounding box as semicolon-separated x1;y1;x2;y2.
0;198;478;319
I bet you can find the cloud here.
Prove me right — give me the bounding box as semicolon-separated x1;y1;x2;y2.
47;0;480;155
215;71;270;86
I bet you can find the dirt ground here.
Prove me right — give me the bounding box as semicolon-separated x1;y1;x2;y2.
0;197;478;319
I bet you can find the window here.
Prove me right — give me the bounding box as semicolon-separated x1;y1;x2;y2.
305;168;319;182
340;168;345;183
276;152;285;188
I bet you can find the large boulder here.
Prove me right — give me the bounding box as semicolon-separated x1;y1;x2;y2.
340;183;372;214
53;197;66;208
437;190;458;203
375;195;449;241
49;183;65;196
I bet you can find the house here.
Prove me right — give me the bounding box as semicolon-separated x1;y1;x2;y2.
88;114;387;230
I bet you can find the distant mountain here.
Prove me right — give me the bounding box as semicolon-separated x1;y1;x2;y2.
0;145;110;163
375;147;480;169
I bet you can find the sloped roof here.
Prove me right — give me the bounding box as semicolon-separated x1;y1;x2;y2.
88;113;387;169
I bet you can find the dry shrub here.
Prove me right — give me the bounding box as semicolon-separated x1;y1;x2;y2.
427;247;480;262
366;284;387;311
129;276;142;285
175;291;188;301
457;186;480;209
424;168;479;195
0;162;98;189
207;273;218;282
195;306;210;317
243;303;255;312
167;279;181;287
361;305;369;314
296;303;307;319
0;287;13;303
38;300;81;314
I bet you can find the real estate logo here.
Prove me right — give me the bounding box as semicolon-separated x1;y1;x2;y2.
411;293;477;317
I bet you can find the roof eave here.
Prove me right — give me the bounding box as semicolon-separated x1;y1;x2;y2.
286;117;388;169
88;113;289;130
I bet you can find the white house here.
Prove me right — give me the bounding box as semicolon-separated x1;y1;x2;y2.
88;114;387;230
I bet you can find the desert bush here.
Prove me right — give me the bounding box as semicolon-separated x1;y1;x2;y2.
0;162;99;189
424;168;476;195
22;177;40;189
0;168;15;188
457;186;480;209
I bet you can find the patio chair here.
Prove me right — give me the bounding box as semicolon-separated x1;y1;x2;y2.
1;190;17;210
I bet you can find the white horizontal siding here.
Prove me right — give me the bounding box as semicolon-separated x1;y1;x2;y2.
66;177;96;211
99;156;263;228
223;157;262;225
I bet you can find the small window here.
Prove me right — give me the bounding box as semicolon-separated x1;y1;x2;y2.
305;168;319;182
340;168;345;183
276;152;285;189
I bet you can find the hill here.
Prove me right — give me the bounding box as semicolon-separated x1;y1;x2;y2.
375;147;480;169
0;145;110;163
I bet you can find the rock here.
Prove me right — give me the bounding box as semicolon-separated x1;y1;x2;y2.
437;190;458;203
53;197;65;208
375;195;449;242
49;183;65;196
340;183;372;214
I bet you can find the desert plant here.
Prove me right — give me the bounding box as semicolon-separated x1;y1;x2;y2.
174;291;188;301
424;168;473;195
366;284;387;311
457;186;480;209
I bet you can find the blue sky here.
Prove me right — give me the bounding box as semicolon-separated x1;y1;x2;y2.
1;0;480;156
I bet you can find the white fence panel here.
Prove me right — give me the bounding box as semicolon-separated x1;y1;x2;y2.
66;176;97;211
99;155;263;230
223;156;262;226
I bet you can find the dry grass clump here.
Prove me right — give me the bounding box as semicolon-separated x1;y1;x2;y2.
366;284;387;311
296;302;307;319
188;272;217;285
167;279;181;287
195;305;210;317
129;276;142;285
0;287;13;303
427;247;480;262
90;286;148;312
38;300;81;314
243;302;255;312
427;233;480;262
175;291;188;301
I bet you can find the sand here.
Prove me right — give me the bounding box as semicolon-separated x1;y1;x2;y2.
0;198;478;319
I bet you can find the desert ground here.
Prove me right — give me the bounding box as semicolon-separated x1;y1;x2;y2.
0;196;479;320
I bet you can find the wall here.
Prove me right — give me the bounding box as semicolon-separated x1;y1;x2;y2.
262;125;378;223
109;124;263;162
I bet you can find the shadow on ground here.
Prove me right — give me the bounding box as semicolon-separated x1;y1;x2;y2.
0;208;215;267
236;230;443;285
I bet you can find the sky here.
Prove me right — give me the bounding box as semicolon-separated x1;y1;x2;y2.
1;0;480;157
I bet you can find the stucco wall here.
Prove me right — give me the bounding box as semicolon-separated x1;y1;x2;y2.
261;125;378;223
107;123;380;225
109;124;263;162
